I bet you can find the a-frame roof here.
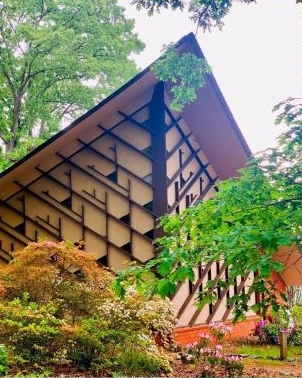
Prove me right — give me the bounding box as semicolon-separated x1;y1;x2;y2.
0;32;251;200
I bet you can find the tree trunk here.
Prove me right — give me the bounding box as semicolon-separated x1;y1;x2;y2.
6;93;23;153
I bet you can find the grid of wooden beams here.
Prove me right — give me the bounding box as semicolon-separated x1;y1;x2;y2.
163;103;254;325
0;97;158;264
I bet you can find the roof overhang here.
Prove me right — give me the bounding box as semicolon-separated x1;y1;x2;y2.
0;33;251;199
274;245;302;286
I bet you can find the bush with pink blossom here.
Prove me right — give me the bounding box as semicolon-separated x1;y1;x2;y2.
209;321;233;342
179;323;243;377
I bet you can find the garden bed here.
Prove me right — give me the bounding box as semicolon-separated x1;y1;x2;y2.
170;341;302;378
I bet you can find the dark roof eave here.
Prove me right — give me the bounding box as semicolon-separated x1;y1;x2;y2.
0;32;252;180
185;33;252;159
0;64;153;180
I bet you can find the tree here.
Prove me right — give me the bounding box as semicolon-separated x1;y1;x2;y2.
0;0;144;168
0;240;114;322
132;0;256;30
132;0;301;30
136;1;302;112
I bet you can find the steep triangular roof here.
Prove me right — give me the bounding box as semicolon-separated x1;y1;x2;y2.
0;33;251;199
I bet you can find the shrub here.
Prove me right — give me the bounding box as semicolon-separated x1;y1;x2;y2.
62;316;171;375
0;241;176;375
253;319;270;343
0;295;64;367
262;323;282;345
221;356;244;378
97;291;178;348
253;320;282;345
0;241;115;323
288;326;302;346
209;322;232;343
116;348;171;376
0;345;9;376
180;323;244;378
291;305;302;326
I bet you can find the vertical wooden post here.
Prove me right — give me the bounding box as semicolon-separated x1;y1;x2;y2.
279;330;288;360
150;82;167;239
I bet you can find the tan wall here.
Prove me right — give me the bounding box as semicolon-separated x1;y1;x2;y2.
165;113;256;327
132;234;154;262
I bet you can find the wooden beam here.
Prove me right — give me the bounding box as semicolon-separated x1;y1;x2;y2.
77;139;154;189
150;82;168;223
189;262;227;326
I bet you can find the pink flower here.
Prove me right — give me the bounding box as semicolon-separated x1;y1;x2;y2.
216;344;223;350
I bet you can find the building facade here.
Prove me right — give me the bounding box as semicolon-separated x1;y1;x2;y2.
0;33;260;327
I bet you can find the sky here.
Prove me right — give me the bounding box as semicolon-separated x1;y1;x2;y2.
120;0;301;153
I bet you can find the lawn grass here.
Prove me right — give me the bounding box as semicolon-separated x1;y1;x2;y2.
233;344;302;360
244;357;283;367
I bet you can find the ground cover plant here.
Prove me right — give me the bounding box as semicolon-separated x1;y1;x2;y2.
0;240;177;376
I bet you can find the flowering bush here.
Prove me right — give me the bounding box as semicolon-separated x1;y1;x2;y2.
253;319;270;343
209;322;232;342
288;325;302;346
253;316;302;346
180;323;243;378
97;291;178;348
253;319;282;345
0;241;176;376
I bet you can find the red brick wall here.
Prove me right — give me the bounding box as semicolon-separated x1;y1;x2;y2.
174;316;260;345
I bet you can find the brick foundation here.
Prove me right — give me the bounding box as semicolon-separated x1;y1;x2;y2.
174;316;260;345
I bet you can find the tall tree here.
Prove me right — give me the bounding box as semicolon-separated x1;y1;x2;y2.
132;0;301;30
131;0;256;30
0;0;144;167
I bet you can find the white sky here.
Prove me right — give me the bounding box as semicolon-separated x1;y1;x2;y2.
120;0;302;153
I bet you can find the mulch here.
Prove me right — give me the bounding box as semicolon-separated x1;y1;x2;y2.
170;358;302;378
50;360;302;377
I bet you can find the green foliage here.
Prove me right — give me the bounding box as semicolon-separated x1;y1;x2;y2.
116;161;294;321
116;348;171;376
0;0;144;163
132;0;257;30
0;241;176;375
288;326;302;346
62;316;171;375
131;0;185;14
291;305;302;326
0;295;64;367
261;323;282;345
181;327;243;377
152;48;211;111
116;100;302;321
0;345;9;376
133;0;302;31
